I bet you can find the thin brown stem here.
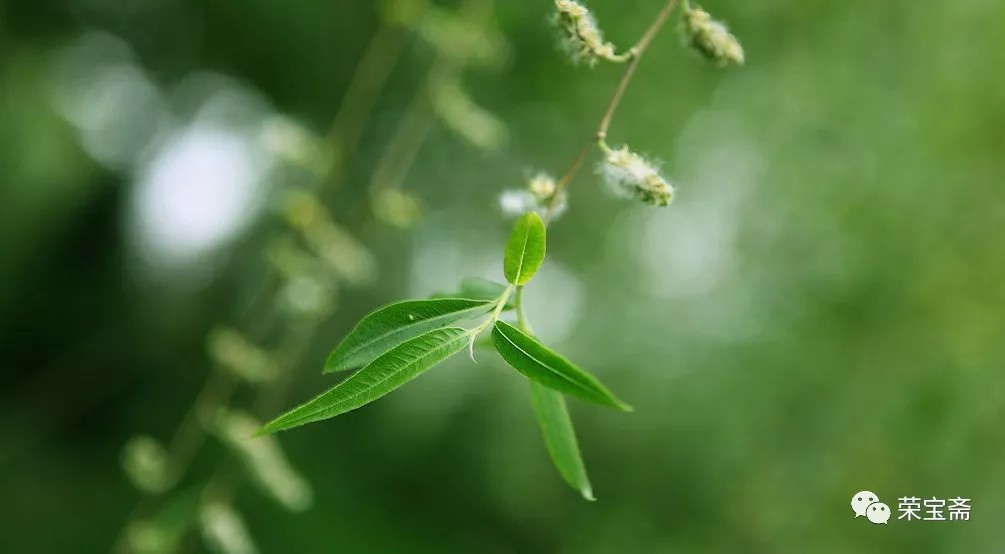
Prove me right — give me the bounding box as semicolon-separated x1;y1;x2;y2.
544;138;594;226
544;0;679;224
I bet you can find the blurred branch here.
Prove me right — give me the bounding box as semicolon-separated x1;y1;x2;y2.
366;68;438;198
112;13;416;554
116;1;504;551
321;22;411;194
544;0;680;223
360;0;501;229
163;369;237;486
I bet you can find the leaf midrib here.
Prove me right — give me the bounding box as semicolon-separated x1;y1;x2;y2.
334;303;485;369
513;222;530;282
496;324;591;398
286;331;466;427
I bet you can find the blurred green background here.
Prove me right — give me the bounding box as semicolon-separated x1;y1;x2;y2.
2;0;1004;552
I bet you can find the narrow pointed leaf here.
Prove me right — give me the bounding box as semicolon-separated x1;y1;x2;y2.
503;212;546;285
432;278;514;309
325;299;491;373
263;328;469;433
531;382;594;501
492;320;631;411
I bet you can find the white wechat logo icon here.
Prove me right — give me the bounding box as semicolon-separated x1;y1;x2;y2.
867;502;891;524
851;491;878;518
851;490;889;525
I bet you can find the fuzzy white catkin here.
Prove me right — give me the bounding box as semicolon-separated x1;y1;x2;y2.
499;172;567;219
542;188;569;219
681;6;744;67
500;189;539;217
599;146;674;207
528;172;557;199
553;0;622;66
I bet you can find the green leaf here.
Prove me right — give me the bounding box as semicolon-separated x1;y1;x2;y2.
492;320;632;411
262;327;470;433
325;298;491;373
431;278;514;309
530;382;594;501
503;212;546;285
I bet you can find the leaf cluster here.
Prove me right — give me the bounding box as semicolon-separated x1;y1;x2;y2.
262;212;629;499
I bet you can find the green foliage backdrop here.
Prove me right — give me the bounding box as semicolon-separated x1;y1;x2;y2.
1;0;1003;551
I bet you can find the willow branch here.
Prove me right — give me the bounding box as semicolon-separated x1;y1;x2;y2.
544;0;679;224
